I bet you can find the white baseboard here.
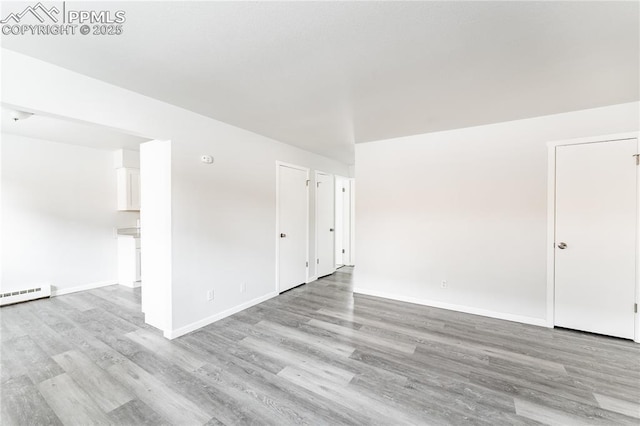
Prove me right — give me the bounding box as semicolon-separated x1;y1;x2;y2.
120;280;141;289
353;287;547;327
51;280;118;296
164;291;279;340
306;275;318;284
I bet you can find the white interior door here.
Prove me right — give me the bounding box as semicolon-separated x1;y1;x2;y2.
335;176;346;267
278;164;309;292
316;172;335;278
339;179;353;266
554;138;637;339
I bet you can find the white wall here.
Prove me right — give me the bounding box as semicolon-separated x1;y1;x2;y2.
139;140;171;331
169;136;347;336
1;134;139;295
355;102;639;325
1;49;349;338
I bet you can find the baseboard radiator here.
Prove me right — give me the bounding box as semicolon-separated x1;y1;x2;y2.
0;284;51;306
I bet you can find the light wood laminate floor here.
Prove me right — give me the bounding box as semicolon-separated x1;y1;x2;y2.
2;267;639;425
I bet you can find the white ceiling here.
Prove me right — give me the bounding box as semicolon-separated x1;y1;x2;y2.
2;1;638;164
1;107;149;150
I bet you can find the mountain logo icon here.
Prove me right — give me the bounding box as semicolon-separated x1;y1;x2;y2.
1;2;60;24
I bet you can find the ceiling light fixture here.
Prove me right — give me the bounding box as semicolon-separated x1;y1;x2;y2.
9;110;34;121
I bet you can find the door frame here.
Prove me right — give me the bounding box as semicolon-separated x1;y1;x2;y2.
546;132;639;342
275;161;310;293
348;177;355;266
314;170;335;279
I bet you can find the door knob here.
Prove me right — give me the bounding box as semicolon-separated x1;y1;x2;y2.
280;233;286;238
557;242;567;249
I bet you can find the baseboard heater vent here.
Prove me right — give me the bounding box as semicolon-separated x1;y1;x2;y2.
0;284;51;306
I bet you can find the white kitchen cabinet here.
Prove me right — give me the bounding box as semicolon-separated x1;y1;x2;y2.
135;247;142;282
118;235;141;288
117;168;140;211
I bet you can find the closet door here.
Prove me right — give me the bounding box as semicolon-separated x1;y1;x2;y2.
316;172;335;278
554;138;637;339
278;164;309;292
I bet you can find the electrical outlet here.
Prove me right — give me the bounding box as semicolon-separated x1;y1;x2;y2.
201;155;214;164
240;282;246;293
207;290;214;301
441;280;447;288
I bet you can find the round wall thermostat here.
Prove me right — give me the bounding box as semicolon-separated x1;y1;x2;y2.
201;155;214;164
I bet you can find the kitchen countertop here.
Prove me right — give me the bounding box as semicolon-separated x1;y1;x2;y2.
117;228;141;238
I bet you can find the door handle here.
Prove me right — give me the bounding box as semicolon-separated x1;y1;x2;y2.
557;242;567;249
329;228;334;232
280;233;286;238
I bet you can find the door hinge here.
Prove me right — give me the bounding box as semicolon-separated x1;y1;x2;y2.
317;259;319;264
342;249;345;254
634;154;640;165
342;187;346;192
305;261;308;267
306;180;310;186
635;303;638;313
317;182;321;187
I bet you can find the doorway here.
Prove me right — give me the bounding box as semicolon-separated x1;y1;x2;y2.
548;133;638;340
276;162;310;293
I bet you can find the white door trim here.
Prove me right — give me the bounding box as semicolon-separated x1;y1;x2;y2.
275;161;310;293
315;170;335;279
348;177;355;266
546;132;639;342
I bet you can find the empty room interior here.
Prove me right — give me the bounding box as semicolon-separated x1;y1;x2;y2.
1;1;639;425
